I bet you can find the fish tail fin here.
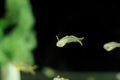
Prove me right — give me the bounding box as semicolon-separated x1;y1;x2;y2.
79;37;84;41
78;37;84;46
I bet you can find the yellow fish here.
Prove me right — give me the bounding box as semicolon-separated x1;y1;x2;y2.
56;35;84;47
103;41;120;51
53;75;69;80
13;62;38;74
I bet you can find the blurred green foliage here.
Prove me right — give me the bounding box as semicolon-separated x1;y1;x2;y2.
0;0;37;65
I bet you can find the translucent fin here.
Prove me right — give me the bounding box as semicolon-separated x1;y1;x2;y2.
30;65;38;75
56;36;59;41
78;37;84;46
79;37;84;41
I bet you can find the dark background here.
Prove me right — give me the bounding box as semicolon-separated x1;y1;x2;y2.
1;0;120;72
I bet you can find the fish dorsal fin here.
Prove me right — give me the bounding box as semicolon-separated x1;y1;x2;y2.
56;36;59;41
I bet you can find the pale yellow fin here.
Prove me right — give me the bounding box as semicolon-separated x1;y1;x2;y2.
56;36;59;41
79;37;84;41
31;65;38;75
78;41;83;46
78;37;84;46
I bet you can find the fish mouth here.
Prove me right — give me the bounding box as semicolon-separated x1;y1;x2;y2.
103;46;116;51
56;44;64;47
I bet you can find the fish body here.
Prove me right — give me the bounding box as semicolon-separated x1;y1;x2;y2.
13;62;38;74
103;41;120;51
56;35;84;47
53;75;69;80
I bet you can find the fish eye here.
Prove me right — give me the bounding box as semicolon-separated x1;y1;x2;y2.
57;43;64;47
105;46;110;49
58;44;62;46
